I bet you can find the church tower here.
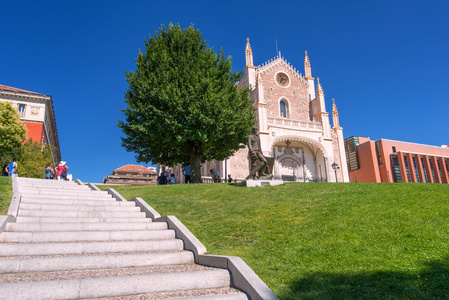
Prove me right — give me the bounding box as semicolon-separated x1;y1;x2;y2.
231;39;349;182
314;78;331;139
304;51;316;100
332;99;349;180
244;38;256;90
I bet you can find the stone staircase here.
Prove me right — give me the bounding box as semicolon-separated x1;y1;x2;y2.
0;177;251;299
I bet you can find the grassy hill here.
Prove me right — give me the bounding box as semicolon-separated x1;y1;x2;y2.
102;182;449;299
0;177;12;215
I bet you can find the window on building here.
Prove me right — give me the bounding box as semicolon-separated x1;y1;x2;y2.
421;158;428;183
445;160;449;177
412;156;421;183
375;141;383;165
18;104;26;117
429;158;436;182
404;154;411;182
391;155;402;182
437;159;444;181
280;100;288;118
392;146;396;153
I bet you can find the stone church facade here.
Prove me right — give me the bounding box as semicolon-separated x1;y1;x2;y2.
163;39;349;183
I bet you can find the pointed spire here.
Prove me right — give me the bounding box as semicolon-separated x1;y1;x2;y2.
304;51;314;80
332;98;342;130
316;77;323;95
332;98;338;114
245;37;254;68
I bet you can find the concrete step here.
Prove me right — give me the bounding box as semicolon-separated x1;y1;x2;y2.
0;229;176;243
0;239;184;256
18;183;92;189
171;293;249;300
86;288;249;300
19;188;109;196
16;178;78;185
19;187;93;194
20;198;134;207
19;193;113;200
17;209;146;219
0;252;194;274
16;216;152;223
6;222;164;232
19;203;140;212
0;269;231;299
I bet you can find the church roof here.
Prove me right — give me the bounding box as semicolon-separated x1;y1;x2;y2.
257;54;308;85
114;164;156;174
0;84;46;96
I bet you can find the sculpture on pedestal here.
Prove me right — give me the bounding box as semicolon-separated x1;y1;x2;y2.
246;128;274;180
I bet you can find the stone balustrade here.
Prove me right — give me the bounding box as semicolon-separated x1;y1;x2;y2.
267;117;323;131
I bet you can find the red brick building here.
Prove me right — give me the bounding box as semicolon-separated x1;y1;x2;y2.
345;137;449;184
103;164;157;185
0;84;61;162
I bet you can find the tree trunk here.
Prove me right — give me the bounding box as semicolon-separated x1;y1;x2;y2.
190;154;203;183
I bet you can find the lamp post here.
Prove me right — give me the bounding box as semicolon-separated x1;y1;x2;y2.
331;162;340;183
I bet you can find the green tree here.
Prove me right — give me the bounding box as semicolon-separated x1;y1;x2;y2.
18;139;54;178
0;102;27;164
118;24;255;183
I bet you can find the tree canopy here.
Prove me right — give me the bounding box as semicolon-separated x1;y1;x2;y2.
18;139;54;178
118;24;255;182
0;102;27;164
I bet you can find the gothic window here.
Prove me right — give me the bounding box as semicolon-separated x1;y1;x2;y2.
280;100;288;118
276;72;289;87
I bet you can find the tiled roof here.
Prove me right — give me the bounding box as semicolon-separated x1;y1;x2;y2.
114;164;156;174
0;84;43;95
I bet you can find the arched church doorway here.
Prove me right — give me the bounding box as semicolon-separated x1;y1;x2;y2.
279;157;303;182
271;137;329;182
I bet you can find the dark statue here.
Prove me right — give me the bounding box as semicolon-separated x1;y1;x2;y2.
246;128;274;180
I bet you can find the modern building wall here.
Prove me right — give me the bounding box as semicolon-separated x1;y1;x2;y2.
346;137;449;184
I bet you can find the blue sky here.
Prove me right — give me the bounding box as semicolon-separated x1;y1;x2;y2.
1;0;448;183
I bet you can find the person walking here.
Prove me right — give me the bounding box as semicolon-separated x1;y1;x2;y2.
8;158;18;177
45;163;53;179
182;165;191;183
56;161;69;180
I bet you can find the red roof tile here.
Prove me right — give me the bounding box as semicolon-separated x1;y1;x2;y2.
114;164;156;174
0;84;43;95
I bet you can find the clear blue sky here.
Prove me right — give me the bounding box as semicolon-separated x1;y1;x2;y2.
1;0;448;183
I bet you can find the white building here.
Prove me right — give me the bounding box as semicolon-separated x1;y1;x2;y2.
0;84;61;162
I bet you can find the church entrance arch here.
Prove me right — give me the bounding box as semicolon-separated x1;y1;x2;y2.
271;136;329;182
278;155;304;182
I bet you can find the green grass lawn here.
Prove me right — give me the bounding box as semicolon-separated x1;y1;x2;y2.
97;183;449;298
0;177;12;215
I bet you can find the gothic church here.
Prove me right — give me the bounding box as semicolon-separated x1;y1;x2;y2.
166;39;349;183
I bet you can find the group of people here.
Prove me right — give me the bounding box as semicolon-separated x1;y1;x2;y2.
2;159;69;180
45;161;69;180
157;166;177;185
210;170;233;183
157;165;233;185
